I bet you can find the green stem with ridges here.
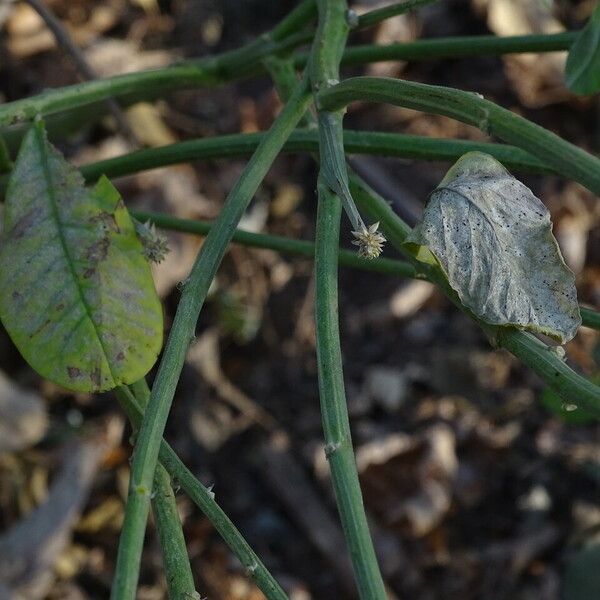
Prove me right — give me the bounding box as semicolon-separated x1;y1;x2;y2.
115;385;288;599
124;380;198;600
317;76;600;195
77;130;550;183
310;0;387;597
315;181;388;598
111;77;311;600
0;32;579;131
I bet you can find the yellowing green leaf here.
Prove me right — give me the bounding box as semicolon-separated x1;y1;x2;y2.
566;3;600;95
406;152;581;344
0;121;163;392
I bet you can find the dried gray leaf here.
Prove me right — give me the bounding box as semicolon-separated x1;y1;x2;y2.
406;152;581;343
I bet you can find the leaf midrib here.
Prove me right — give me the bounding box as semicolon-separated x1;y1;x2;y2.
34;125;116;388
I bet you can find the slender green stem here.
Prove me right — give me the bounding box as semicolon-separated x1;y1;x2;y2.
310;1;386;597
495;329;600;417
152;467;198;599
355;0;438;28
335;32;577;66
131;209;600;332
314;180;387;598
0;31;579;131
110;77;311;600
0;3;315;129
132;209;417;278
115;386;288;599
76;130;549;182
317;76;600;195
124;380;198;600
349;175;600;414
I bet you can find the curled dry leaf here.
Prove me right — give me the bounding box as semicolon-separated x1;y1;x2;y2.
406;152;581;344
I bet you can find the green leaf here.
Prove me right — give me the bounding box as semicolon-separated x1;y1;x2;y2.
0;121;163;392
406;152;581;344
566;3;600;95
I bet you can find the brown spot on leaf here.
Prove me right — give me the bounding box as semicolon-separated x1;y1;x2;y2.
116;351;125;361
90;367;101;388
12;291;21;301
91;212;118;234
83;268;96;279
85;237;110;264
56;303;65;311
67;366;81;378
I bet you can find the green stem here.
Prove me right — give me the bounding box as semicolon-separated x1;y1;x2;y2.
110;78;311;600
495;328;600;417
317;76;600;195
76;130;550;182
132;209;417;278
152;467;198;599
0;32;578;130
349;175;600;414
131;209;600;332
314;180;387;598
115;386;288;599
581;307;600;331
355;0;438;29
310;1;386;597
125;380;198;600
0;2;315;129
338;32;577;66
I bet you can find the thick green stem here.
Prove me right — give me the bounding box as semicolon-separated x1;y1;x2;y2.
0;31;578;130
115;386;288;599
318;76;600;195
124;380;198;600
314;180;387;598
111;78;311;600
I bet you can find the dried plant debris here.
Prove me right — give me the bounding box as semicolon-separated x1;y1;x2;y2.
0;436;106;599
0;370;47;453
406;152;581;343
